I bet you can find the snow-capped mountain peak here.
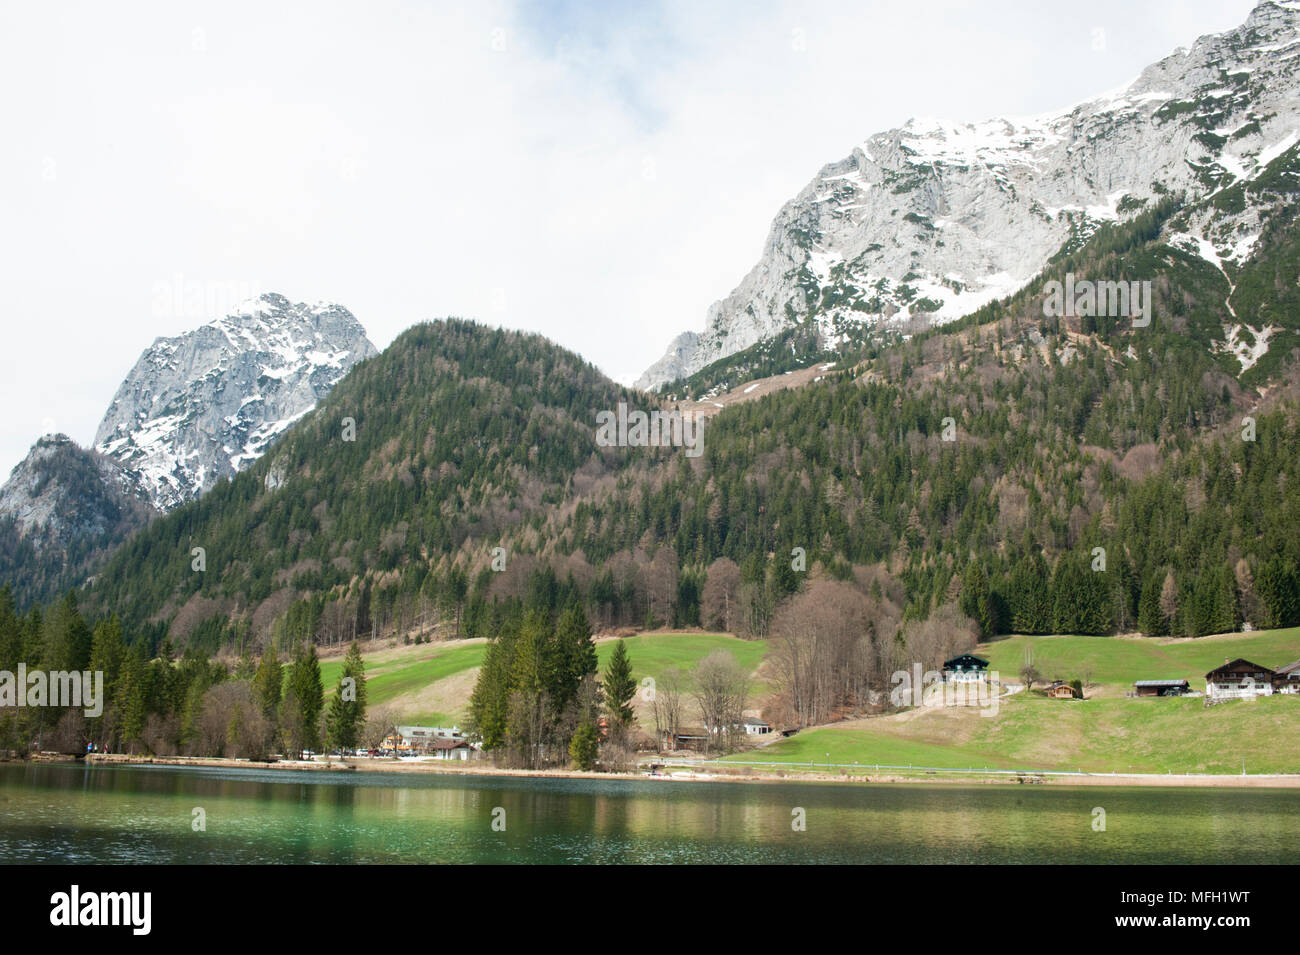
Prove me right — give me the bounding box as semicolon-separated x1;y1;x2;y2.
94;293;377;510
636;0;1300;391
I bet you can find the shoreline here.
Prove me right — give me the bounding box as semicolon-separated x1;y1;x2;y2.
64;753;1300;788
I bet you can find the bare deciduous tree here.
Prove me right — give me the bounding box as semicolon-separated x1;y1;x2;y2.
363;705;397;750
645;545;679;627
651;667;684;751
191;682;273;759
700;558;742;633
898;601;978;675
693;651;748;753
1019;664;1042;693
770;578;905;727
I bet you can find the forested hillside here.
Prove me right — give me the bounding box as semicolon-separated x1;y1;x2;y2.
5;145;1300;749
517;175;1300;644
80;320;657;652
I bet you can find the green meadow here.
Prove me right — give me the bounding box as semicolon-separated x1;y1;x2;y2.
979;627;1300;690
722;628;1300;776
309;630;770;724
316;641;486;703
721;694;1300;775
595;632;770;693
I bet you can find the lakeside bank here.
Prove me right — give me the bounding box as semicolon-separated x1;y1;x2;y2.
68;752;1300;788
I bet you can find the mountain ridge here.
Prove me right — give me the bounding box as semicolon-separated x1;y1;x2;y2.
0;434;155;607
636;0;1300;392
94;291;377;510
0;293;376;607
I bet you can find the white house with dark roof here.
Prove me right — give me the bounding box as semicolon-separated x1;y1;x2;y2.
942;654;989;684
1205;659;1276;701
387;725;476;756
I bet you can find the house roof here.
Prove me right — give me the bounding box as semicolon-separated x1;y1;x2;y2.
943;654;990;669
1276;660;1300;677
1205;658;1277;680
396;725;463;739
1134;680;1190;688
427;739;469;751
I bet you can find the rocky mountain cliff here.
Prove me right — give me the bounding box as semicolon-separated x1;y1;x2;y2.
637;0;1300;391
0;293;375;606
94;292;377;510
0;435;155;606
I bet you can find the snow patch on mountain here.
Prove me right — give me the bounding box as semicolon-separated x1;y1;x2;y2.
94;292;376;510
636;1;1300;391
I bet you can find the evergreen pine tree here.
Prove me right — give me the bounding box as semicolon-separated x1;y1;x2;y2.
251;645;283;723
1137;575;1167;636
288;641;324;751
326;641;367;752
603;639;636;731
569;721;599;771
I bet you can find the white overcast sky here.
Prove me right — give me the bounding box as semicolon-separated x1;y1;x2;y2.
0;0;1258;478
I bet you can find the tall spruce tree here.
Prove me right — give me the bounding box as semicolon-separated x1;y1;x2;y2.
326;641;367;752
603;639;636;731
288;641;324;751
251;645;283;724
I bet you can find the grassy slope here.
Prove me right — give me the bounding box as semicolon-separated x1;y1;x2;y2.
317;642;486;703
979;627;1300;690
313;631;770;726
722;696;1300;774
721;628;1300;775
595;632;770;693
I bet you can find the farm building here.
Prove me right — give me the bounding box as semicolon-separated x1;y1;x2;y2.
1133;679;1190;698
388;725;473;755
427;738;472;761
705;718;773;737
942;654;989;684
1275;660;1300;694
1045;681;1077;699
1205;659;1276;701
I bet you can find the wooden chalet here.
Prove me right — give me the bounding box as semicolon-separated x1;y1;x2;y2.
1205;658;1276;700
1045;681;1077;699
942;654;990;684
1275;660;1300;694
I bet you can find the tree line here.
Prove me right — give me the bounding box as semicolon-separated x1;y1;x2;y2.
0;586;371;760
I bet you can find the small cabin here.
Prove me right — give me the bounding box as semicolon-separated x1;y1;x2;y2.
427;738;472;761
1133;679;1190;698
942;654;990;684
1045;681;1076;699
